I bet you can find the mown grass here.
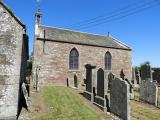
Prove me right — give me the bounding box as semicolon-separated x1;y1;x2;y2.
32;86;102;120
131;101;160;120
131;86;160;120
31;86;160;120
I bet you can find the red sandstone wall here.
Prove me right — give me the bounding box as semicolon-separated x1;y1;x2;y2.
33;39;132;86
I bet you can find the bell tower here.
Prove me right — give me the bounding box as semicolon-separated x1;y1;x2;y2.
35;9;42;25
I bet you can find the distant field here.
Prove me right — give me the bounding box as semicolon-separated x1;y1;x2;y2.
32;86;102;120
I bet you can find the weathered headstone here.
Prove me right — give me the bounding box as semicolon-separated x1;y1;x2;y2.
136;70;141;84
74;75;78;88
83;64;96;101
33;66;40;92
110;78;130;120
21;83;31;111
140;80;158;106
152;69;160;84
66;78;69;87
120;69;125;80
125;79;133;93
17;82;31;118
132;67;137;85
108;72;115;91
97;68;104;97
94;68;107;112
141;63;152;81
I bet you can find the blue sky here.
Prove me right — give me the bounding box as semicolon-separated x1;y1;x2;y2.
3;0;160;67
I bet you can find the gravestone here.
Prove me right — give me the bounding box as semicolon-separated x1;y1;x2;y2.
33;66;40;92
132;67;137;85
21;83;31;111
120;69;125;80
120;69;134;98
97;68;104;97
140;80;158;106
152;69;160;84
74;75;78;88
141;63;152;81
17;83;31;118
125;79;133;93
83;64;96;101
110;78;130;120
66;78;69;87
108;72;115;91
136;70;141;84
94;68;107;112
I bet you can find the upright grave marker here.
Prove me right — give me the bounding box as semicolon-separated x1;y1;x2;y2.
140;80;158;106
152;69;160;84
108;72;115;91
74;75;78;88
120;69;125;80
136;70;141;84
94;68;107;112
110;78;130;120
97;68;104;97
83;64;96;101
132;67;137;85
141;63;152;81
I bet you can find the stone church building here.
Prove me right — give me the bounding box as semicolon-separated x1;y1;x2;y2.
33;11;132;87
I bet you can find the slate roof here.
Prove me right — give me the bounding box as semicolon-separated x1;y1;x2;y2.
38;25;131;51
0;1;25;28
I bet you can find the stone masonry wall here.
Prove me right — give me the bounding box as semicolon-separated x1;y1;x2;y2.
0;3;26;119
33;26;132;87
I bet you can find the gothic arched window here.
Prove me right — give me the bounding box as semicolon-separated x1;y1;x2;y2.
69;48;79;69
105;52;112;70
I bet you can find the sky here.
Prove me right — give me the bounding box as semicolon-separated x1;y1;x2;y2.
2;0;160;67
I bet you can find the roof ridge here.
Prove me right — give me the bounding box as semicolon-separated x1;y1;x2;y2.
0;1;25;29
40;25;106;38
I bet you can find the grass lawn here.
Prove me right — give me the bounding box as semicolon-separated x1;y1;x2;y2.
32;86;102;120
131;100;160;120
19;86;160;120
131;86;160;120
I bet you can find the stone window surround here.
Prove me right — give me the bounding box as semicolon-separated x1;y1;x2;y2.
68;47;113;72
69;47;79;70
105;51;112;70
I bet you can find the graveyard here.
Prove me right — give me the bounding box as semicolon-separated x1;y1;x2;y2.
18;85;160;120
1;1;160;120
18;62;160;120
